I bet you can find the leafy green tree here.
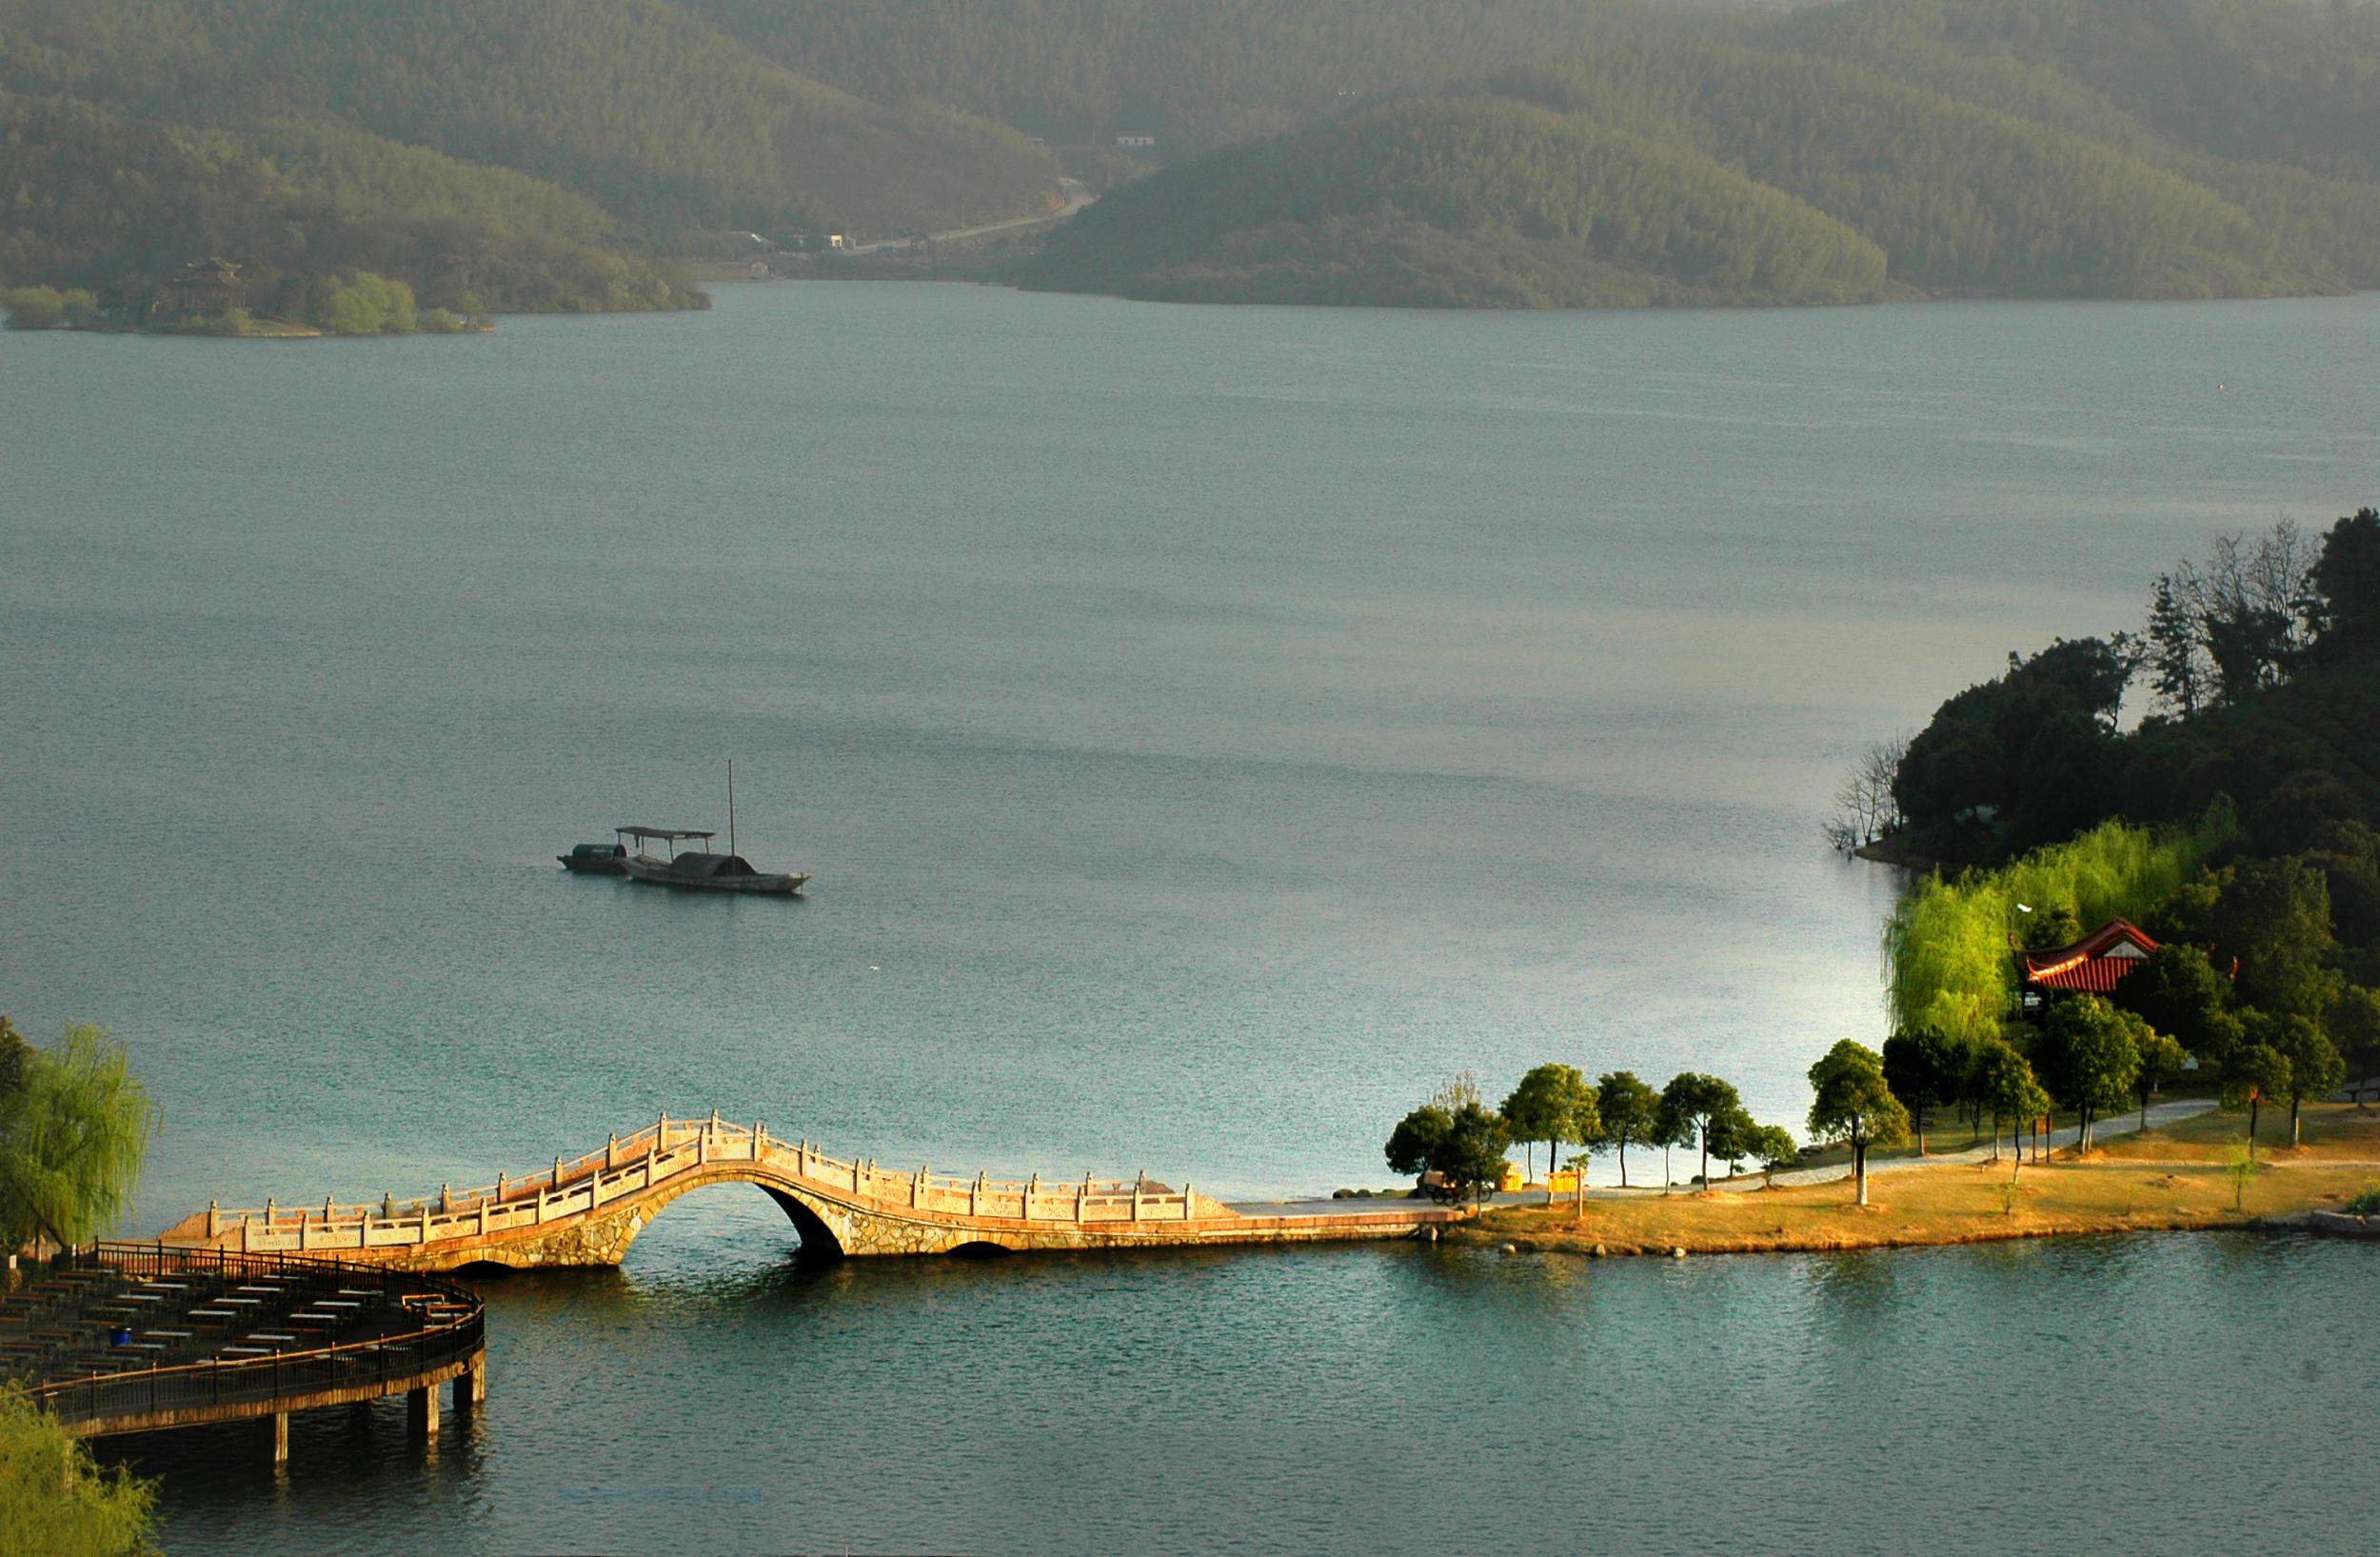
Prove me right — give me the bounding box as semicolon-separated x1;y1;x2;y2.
0;1023;156;1253
2332;986;2380;1091
1659;1071;1740;1190
1806;1040;1909;1206
1972;1038;2052;1177
1881;1028;1971;1154
1748;1124;1798;1188
1590;1069;1659;1188
2270;1015;2346;1148
0;1016;27;1099
1702;1104;1763;1181
2214;856;2342;1022
1383;1105;1452;1189
1;286;66;329
2223;1041;2291;1159
1500;1063;1593;1190
1383;1081;1512;1205
2144;570;2210;716
319;271;418;334
2311;509;2380;660
0;1382;159;1557
1435;1102;1515;1208
2132;1027;2191;1132
2036;995;2143;1151
2115;943;2239;1068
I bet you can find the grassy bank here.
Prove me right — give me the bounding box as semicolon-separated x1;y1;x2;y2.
1453;1103;2380;1257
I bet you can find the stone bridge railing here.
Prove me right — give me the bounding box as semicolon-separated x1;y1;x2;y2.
176;1114;1215;1258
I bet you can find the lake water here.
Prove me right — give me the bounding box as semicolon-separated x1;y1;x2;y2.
3;283;2377;1552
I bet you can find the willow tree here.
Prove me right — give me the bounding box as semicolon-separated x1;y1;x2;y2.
1882;808;2237;1040
0;1382;158;1556
0;1021;157;1254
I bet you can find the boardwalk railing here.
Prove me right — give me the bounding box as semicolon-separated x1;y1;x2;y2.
25;1244;484;1430
188;1116;1209;1256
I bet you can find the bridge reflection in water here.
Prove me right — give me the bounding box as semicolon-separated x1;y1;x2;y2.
161;1113;1465;1271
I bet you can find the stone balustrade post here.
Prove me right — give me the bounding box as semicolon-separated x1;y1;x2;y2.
552;1157;563;1191
1181;1183;1194;1220
240;1214;251;1252
915;1166;927;1209
699;1128;709;1168
441;1182;452;1214
478;1199;489;1236
852;1158;862;1193
607;1133;618;1170
206;1200;220;1239
265;1196;276;1229
754;1123;764;1161
1026;1173;1039;1221
497;1171;507;1203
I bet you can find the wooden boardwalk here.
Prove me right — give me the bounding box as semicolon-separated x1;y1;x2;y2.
6;1243;484;1461
160;1114;1468;1270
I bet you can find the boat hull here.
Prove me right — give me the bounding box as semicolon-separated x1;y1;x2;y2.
621;855;807;895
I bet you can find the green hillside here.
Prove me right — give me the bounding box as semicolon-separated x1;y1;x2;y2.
1496;41;2325;298
681;0;1650;149
1031;96;1890;307
0;0;1062;319
6;0;2378;318
1014;0;2372;306
0;95;700;315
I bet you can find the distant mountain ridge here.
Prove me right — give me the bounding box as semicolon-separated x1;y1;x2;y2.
4;0;2377;317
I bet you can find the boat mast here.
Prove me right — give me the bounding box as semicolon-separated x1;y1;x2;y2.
727;758;736;861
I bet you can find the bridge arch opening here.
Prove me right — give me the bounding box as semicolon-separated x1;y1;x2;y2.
946;1241;1012;1260
759;1187;846;1261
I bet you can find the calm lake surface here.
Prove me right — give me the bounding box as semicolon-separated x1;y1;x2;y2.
3;284;2377;1551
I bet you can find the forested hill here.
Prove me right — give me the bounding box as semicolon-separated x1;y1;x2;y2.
0;0;1061;318
1016;0;2380;307
8;0;2379;319
1031;96;1892;307
680;0;1649;149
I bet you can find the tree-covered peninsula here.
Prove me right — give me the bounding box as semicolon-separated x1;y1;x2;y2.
0;0;1060;325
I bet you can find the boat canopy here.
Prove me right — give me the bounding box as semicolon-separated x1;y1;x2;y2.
617;827;716;844
668;852;759;878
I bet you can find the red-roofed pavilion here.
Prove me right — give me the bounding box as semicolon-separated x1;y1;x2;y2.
2021;918;2160;995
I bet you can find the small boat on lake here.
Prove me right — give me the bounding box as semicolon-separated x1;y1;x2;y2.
620;828;808;896
557;841;627;875
612;765;810;896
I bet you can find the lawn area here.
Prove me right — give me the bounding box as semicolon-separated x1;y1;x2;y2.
1454;1151;2380;1258
2097;1098;2380;1163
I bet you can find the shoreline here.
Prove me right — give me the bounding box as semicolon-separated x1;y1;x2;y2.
1438;1150;2380;1261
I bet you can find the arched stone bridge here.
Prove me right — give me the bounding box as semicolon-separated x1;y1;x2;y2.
160;1114;1464;1270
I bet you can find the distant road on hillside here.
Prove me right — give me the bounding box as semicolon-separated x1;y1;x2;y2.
860;178;1093;250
